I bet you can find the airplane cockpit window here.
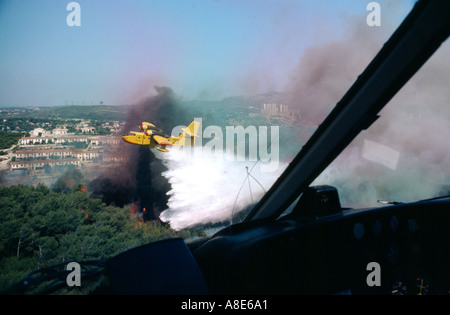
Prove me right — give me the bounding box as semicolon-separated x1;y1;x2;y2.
312;38;450;210
3;0;449;296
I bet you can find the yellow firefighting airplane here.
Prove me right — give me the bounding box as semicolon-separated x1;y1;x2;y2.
122;120;200;152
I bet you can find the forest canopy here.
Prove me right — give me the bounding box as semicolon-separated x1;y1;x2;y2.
0;132;28;150
0;184;198;293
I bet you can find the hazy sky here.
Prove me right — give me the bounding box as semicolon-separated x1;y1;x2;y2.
0;0;414;107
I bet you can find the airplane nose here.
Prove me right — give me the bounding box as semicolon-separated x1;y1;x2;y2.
122;135;135;145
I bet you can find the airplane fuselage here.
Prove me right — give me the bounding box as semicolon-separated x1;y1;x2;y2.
122;132;154;147
122;120;199;152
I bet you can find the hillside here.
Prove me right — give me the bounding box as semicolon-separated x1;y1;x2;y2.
10;105;131;121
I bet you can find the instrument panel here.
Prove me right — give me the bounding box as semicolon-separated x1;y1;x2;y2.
193;197;450;295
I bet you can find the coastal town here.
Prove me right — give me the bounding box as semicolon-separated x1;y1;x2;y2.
0;99;301;186
0;108;129;186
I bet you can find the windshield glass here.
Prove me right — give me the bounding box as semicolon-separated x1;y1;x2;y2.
312;39;450;209
0;0;421;293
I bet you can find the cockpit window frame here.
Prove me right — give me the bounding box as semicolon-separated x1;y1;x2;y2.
245;0;450;222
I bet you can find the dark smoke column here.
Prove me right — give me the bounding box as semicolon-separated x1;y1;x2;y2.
125;86;189;221
88;86;189;222
135;146;166;221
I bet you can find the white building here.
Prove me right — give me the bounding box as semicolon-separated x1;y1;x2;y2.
30;128;47;137
19;137;53;145
52;128;68;135
80;126;96;133
10;159;81;171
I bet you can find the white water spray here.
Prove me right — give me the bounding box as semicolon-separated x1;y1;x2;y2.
157;147;286;230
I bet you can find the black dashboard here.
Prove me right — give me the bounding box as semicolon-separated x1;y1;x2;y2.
192;191;450;295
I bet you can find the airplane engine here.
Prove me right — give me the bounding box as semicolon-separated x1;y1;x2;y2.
141;122;156;131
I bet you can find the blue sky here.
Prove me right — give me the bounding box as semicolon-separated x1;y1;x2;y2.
0;0;414;107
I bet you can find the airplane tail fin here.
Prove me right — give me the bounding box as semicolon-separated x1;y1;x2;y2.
172;121;200;146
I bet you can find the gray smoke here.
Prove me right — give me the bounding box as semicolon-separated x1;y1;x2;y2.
284;17;450;208
285;18;387;128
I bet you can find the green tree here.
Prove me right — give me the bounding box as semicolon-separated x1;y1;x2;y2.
0;184;184;293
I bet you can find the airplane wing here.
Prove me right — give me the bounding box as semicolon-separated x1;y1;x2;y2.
153;135;174;146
